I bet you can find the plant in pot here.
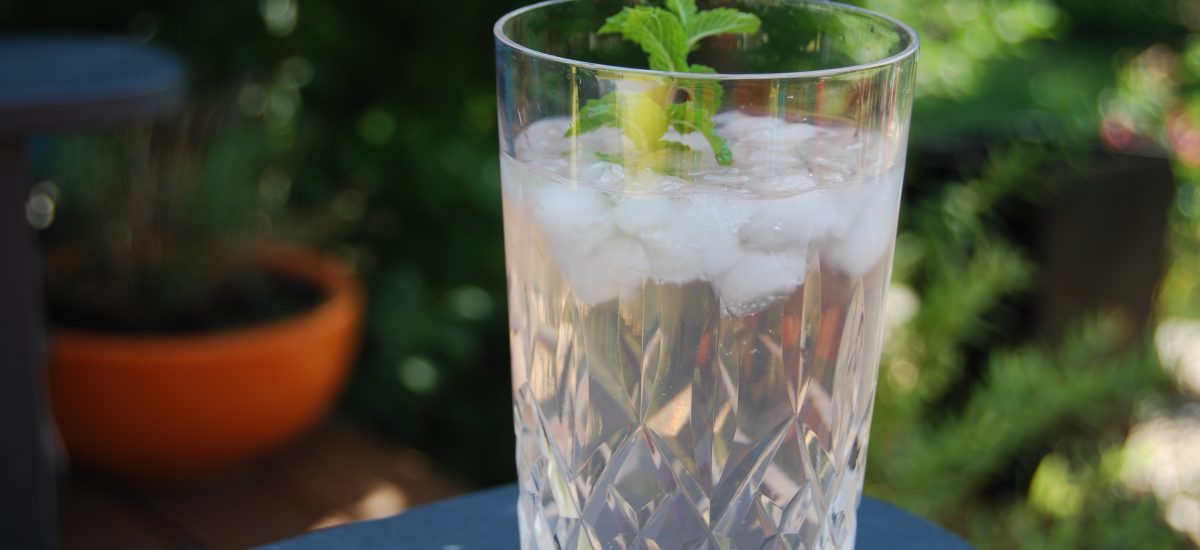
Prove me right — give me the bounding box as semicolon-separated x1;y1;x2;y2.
37;106;364;482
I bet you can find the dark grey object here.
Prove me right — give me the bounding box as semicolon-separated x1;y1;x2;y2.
0;35;185;549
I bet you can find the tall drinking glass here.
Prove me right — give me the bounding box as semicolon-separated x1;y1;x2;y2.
495;1;917;548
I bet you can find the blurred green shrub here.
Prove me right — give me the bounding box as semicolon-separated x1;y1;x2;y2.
35;111;321;333
4;0;1196;545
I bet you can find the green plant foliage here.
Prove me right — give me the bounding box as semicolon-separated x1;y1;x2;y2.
4;1;1196;546
37;112;321;333
869;142;1189;547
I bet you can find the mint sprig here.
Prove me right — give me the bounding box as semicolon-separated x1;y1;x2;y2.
680;6;761;49
567;0;761;168
600;7;688;72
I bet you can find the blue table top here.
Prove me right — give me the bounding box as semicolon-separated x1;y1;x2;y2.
261;484;973;549
0;35;185;134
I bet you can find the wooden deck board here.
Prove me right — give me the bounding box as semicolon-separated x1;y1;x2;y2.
135;472;347;549
270;423;467;521
58;481;193;549
58;420;468;549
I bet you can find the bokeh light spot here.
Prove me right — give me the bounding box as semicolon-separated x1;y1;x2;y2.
25;180;58;230
1029;453;1084;518
397;356;439;393
280;56;314;88
448;286;493;320
333;189;368;222
358;107;396;146
258;166;292;207
260;0;298;37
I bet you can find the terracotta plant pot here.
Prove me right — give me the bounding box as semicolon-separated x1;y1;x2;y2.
48;245;364;482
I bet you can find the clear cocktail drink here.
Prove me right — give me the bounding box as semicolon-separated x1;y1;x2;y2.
496;2;918;548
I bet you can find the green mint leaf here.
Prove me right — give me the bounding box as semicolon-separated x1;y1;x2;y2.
706;132;733;166
687;63;717;74
668;102;733;166
640;140;702;175
665;0;698;29
598;7;633;34
686;8;761;48
658;140;695;152
565;93;619;136
594;151;624;163
609;6;689;72
667;101;704;134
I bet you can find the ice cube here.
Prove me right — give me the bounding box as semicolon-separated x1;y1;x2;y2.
701;172;751;185
638;216;709;284
747;148;801;166
515;118;572;158
561;236;650;304
811;156;853;178
546;157;573;178
530;184;614;261
717;112;780;136
744;120;822;145
824;178;901;277
669;129;711;153
689;192;748;277
614;194;674;234
739;186;855;252
715;251;808;316
776;122;824;142
577;127;624;157
561;260;617;306
757;172;817;195
629;193;745;284
575;161;626;190
601;236;651;301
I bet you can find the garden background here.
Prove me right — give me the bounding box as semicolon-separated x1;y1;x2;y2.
3;0;1199;547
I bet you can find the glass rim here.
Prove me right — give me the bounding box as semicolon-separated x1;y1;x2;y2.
494;0;920;81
